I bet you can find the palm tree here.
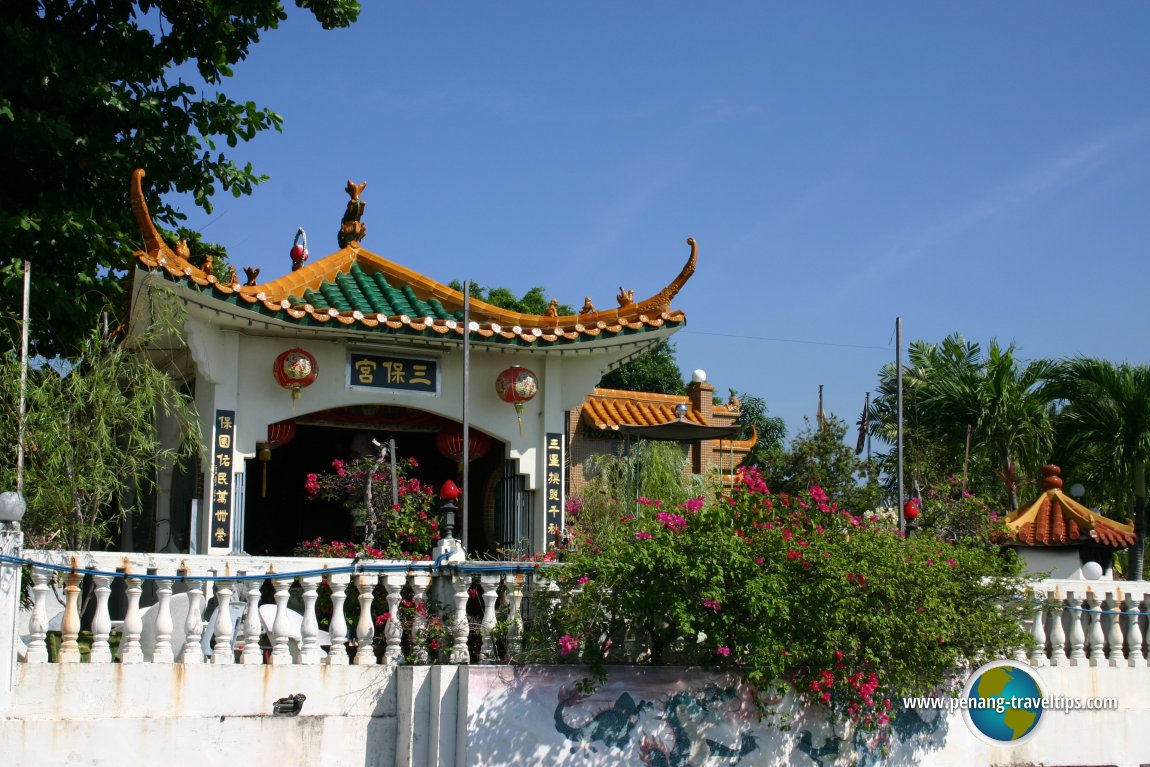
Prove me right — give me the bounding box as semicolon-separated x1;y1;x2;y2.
869;335;1055;509
1046;359;1150;580
921;341;1056;511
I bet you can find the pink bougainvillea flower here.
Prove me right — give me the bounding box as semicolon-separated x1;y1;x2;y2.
558;633;579;656
635;531;653;540
716;646;731;657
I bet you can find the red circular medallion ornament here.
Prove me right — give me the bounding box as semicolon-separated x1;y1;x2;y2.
903;500;920;522
273;348;318;400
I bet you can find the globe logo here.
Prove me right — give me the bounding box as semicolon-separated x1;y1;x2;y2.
962;660;1044;745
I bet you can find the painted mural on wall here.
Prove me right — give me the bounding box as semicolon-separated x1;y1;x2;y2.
466;666;947;766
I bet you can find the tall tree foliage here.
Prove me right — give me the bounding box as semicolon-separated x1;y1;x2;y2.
0;294;199;550
598;340;685;395
1047;359;1150;580
0;0;361;354
765;415;881;513
448;281;575;316
729;389;786;467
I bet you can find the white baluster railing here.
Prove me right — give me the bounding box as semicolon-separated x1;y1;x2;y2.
8;551;555;667
1029;579;1150;667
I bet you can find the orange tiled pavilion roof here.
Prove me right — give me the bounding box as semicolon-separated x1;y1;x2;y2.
1006;465;1135;549
582;389;706;430
129;170;695;348
580;388;757;448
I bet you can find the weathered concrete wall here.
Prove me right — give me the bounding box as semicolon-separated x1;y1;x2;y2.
2;664;464;767
4;663;1148;766
465;665;1150;767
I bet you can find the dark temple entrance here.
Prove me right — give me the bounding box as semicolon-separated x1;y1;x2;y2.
242;406;505;557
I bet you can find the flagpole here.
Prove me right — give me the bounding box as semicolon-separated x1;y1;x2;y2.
461;281;471;553
17;261;30;495
817;384;825;432
896;317;905;534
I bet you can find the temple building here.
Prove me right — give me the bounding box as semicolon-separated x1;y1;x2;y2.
126;169;717;557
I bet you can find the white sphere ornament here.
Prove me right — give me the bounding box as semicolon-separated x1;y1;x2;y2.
691;369;707;383
1081;561;1103;581
0;491;27;523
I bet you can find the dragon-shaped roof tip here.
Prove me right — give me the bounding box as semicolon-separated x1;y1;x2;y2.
130;168;173;260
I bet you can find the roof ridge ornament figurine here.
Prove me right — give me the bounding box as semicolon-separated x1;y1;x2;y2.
290;227;309;271
338;180;367;248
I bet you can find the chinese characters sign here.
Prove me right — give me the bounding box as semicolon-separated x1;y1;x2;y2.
210;410;235;549
348;353;438;394
545;432;565;548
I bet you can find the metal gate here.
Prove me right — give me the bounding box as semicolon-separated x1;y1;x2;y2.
494;459;533;556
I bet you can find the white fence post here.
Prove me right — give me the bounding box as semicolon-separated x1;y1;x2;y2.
0;527;23;716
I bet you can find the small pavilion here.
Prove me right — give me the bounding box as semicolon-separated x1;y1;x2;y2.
1005;465;1136;579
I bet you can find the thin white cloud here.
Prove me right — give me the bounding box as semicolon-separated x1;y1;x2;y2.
884;115;1150;263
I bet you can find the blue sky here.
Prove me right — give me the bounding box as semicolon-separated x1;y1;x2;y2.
172;2;1150;442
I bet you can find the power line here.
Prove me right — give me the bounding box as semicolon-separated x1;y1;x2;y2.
680;329;893;352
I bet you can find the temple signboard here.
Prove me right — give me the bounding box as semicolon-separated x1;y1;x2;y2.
348;352;439;394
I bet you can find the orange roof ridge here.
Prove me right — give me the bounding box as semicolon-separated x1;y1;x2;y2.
129;169;697;331
590;388;691;403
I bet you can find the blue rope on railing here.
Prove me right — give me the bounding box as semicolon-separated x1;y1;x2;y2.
1060;604;1150;617
0;553;553;583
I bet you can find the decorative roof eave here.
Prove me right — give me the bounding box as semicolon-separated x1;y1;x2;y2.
582;388;704;430
129;169;694;347
1006;466;1135;549
717;424;758;453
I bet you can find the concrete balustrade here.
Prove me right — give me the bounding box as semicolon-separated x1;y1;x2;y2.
7;549;1150;672
1027;579;1150;667
8;550;545;668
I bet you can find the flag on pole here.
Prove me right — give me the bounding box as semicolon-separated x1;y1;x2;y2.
817;385;828;432
855;392;870;455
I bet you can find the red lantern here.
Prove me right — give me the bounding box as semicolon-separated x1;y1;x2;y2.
903;500;920;522
495;365;539;436
435;424;493;465
273;348;318;400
